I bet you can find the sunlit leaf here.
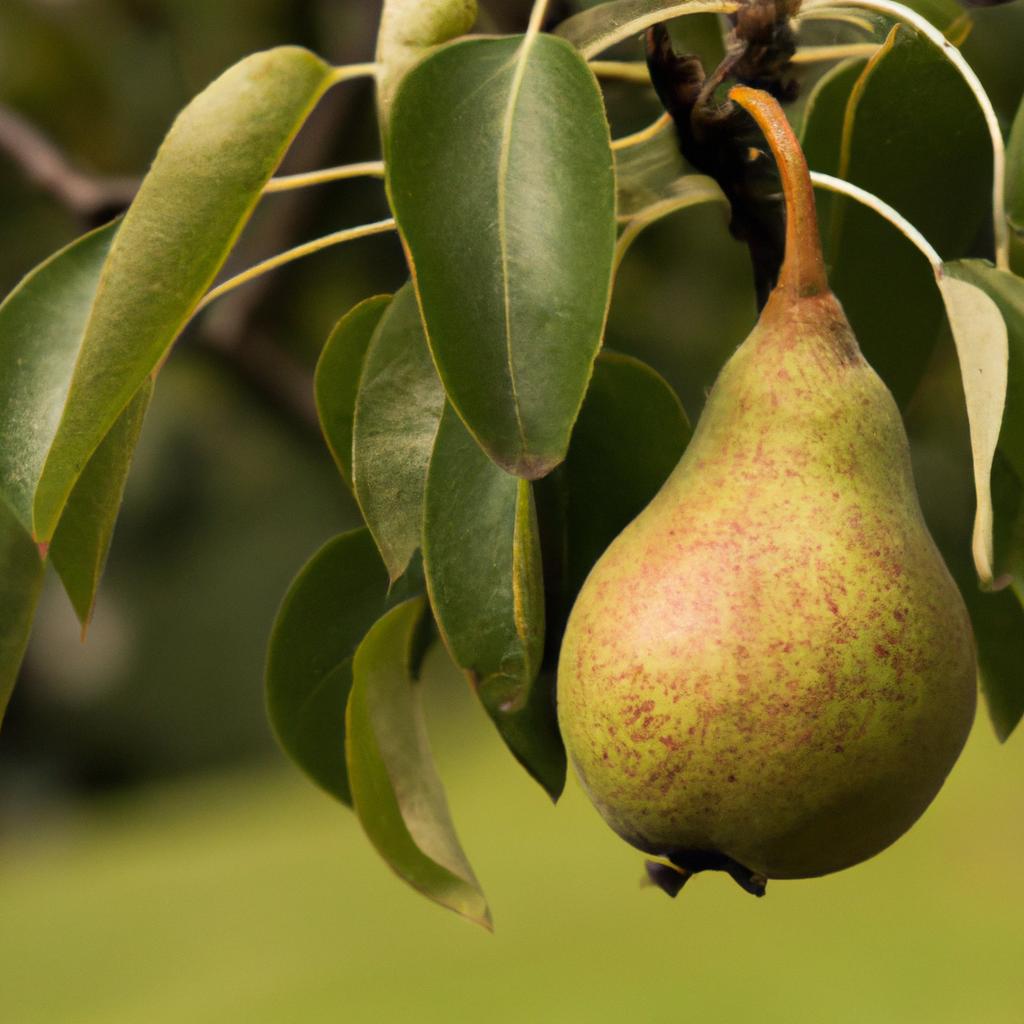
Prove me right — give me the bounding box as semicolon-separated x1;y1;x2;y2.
423;405;564;799
0;501;45;725
266;528;395;804
315;295;392;493
387;34;616;479
347;597;491;928
935;268;1009;589
352;284;444;581
33;46;334;542
945;261;1024;479
554;0;739;59
375;0;478;125
0;222;117;534
49;380;152;626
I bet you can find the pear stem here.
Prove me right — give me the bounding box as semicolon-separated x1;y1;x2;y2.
729;85;829;299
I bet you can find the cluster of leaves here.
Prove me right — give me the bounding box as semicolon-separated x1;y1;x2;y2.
0;0;1023;925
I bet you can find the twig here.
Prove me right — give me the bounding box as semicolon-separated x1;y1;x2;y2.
0;105;138;224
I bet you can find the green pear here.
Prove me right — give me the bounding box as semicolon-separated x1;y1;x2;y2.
557;87;977;894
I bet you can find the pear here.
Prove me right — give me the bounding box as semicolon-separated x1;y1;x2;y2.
556;86;977;893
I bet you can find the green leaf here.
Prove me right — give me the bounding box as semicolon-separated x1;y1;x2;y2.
939;263;1011;588
615;175;727;270
1008;95;1024;276
966;582;1024;742
315;295;392;493
0;501;45;724
823;25;992;406
944;262;1024;479
424;405;564;799
33;46;334;543
896;0;973;40
375;0;478;126
798;57;869;174
266;528;395;804
614;117;686;219
347;597;491;929
554;0;738;59
49;380;152;627
0;222;117;535
352;284;444;581
387;34;616;479
561;351;690;599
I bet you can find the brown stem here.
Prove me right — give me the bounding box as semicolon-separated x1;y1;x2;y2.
728;85;828;298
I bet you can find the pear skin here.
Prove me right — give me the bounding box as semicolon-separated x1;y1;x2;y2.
556;87;977;886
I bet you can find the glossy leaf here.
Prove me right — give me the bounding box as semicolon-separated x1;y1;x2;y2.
387;34;616;479
50;380;152;626
347;598;491;928
315;295;392;492
554;0;739;59
375;0;478;125
823;25;991;406
33;46;334;542
0;222;117;535
424;405;564;799
938;264;1011;588
266;528;394;804
352;284;444;581
0;501;45;724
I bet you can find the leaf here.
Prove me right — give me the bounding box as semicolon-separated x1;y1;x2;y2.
1008;95;1024;275
352;284;444;581
49;380;152;626
0;501;45;725
554;0;740;59
561;351;690;599
33;46;334;543
266;528;396;804
935;268;1009;588
614;116;686;219
423;404;564;799
822;24;991;406
944;261;1024;479
965;582;1024;741
347;597;491;929
387;34;616;479
0;222;117;534
315;295;392;492
798;57;869;173
375;0;478;125
615;175;727;270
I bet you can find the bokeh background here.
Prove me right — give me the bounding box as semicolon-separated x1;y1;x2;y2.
1;1;1023;1020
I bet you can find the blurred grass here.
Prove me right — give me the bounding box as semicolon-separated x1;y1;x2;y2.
1;651;1022;1024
